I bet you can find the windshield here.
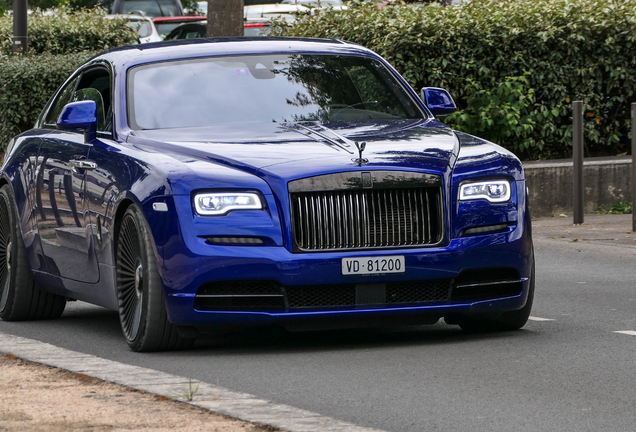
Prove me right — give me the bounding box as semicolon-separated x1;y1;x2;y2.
121;0;180;17
126;19;153;38
154;22;184;37
127;54;424;130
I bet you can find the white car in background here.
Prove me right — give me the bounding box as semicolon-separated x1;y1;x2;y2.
193;1;344;19
280;0;345;9
243;3;310;23
105;14;162;43
244;0;344;22
193;1;207;15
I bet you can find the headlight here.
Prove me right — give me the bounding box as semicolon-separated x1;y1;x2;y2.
459;180;511;203
194;192;262;216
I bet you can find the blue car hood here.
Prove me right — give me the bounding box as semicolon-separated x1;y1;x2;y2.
127;120;459;181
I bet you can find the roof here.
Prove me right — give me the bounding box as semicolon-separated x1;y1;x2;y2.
95;37;374;71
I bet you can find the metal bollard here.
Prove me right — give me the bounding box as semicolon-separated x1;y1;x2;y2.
12;0;28;55
573;101;584;224
632;103;636;232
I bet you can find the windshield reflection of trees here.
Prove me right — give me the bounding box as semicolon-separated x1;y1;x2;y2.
275;55;410;123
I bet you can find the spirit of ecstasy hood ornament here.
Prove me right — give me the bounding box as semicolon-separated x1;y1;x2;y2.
353;141;369;165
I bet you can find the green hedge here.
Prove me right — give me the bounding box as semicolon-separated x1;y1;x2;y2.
0;9;137;151
271;0;636;160
0;8;138;55
0;51;98;148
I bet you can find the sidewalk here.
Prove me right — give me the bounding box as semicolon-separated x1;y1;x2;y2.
531;212;635;247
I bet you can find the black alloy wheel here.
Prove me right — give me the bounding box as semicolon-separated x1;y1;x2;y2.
116;205;194;352
0;184;66;320
117;211;144;342
0;188;12;313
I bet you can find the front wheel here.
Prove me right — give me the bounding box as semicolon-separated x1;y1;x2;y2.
116;205;194;352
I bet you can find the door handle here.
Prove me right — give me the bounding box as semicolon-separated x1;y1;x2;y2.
70;160;97;170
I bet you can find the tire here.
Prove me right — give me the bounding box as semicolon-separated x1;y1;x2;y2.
0;185;66;321
456;253;535;333
116;205;195;352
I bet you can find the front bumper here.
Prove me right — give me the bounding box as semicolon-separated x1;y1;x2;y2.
160;221;533;329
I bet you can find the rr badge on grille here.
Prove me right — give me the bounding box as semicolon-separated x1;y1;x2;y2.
361;172;373;189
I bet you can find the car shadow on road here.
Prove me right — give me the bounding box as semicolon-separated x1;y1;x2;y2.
188;321;542;357
1;301;542;356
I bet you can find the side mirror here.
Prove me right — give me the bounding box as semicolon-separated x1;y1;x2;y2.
420;87;457;117
57;101;97;143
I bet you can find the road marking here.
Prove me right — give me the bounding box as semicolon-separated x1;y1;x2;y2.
613;331;636;336
528;316;554;322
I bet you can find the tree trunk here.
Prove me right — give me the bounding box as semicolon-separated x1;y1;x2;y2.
207;0;244;37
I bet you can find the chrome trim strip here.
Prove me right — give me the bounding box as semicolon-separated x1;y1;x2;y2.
289;171;441;193
454;280;522;289
196;294;284;298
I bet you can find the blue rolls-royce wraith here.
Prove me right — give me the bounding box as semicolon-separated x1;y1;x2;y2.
0;38;534;351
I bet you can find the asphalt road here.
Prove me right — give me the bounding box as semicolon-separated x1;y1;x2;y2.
1;216;635;432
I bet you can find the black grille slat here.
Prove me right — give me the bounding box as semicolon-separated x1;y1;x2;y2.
415;189;421;243
380;191;391;246
350;192;356;247
310;197;317;249
291;187;442;251
422;189;429;243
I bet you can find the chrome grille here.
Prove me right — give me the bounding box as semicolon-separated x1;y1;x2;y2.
291;187;443;251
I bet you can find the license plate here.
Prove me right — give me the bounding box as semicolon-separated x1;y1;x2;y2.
342;255;405;276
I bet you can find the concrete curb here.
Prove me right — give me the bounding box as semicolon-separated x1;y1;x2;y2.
0;332;384;432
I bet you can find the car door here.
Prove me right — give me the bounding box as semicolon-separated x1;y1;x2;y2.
35;66;114;284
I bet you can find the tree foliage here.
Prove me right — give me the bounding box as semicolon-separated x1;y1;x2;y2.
0;7;138;55
0;51;97;148
0;9;137;149
271;0;636;160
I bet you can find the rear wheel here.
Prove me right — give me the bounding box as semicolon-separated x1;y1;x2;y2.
116;205;194;352
0;185;66;321
455;253;535;333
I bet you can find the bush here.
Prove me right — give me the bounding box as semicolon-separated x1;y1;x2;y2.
271;0;636;160
0;8;138;55
0;51;99;149
0;9;137;150
446;72;538;154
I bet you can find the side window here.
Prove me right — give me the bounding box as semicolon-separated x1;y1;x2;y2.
73;68;113;133
43;66;114;134
44;76;79;126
